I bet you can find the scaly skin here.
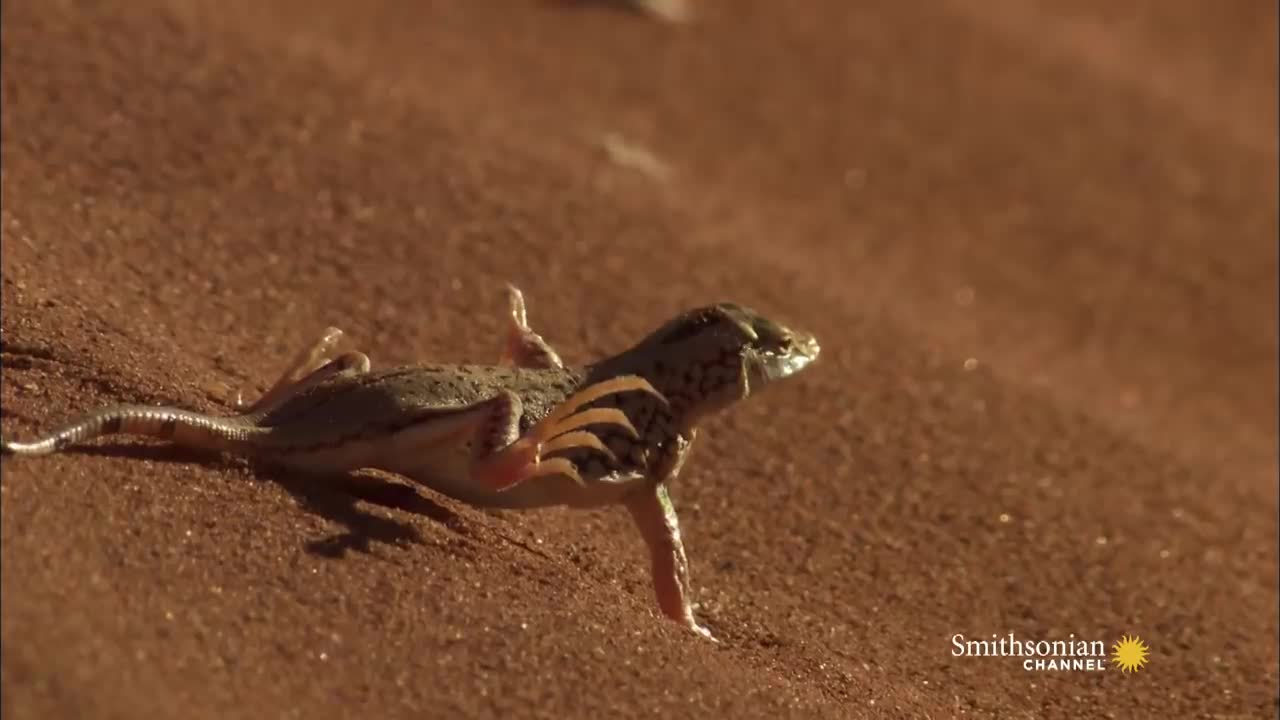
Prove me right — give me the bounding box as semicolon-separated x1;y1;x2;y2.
1;285;821;640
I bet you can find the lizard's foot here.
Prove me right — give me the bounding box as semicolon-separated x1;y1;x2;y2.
688;621;717;642
237;327;370;414
498;284;565;370
473;375;666;491
238;350;371;414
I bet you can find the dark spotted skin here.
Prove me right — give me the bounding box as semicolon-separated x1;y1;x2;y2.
254;364;586;454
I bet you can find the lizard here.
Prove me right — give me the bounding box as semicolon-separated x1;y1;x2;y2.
1;285;821;640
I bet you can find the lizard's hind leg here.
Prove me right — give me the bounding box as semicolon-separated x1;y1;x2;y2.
236;327;371;414
498;284;564;370
472;375;666;491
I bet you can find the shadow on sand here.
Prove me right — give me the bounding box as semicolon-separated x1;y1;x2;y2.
27;442;468;558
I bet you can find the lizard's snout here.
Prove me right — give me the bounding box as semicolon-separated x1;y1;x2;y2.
761;330;820;381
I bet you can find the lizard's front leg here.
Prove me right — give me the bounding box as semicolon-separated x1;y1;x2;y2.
623;432;716;640
498;284;564;369
235;327;371;414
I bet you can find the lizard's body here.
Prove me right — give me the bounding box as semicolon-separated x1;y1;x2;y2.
233;362;659;510
2;285;820;639
237;363;605;509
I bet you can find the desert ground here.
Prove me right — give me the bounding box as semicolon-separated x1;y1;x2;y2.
1;1;1276;718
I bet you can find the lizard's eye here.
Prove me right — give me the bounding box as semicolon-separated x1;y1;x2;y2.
759;334;796;357
744;315;794;353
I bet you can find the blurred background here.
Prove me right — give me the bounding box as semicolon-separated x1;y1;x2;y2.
2;2;1276;718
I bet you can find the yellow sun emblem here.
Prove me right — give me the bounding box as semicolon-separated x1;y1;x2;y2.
1111;634;1150;673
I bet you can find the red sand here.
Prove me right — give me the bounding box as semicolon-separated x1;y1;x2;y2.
2;1;1276;717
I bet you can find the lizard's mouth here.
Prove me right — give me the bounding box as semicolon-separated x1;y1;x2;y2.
760;331;820;381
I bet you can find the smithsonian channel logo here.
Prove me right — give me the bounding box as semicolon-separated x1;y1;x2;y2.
951;632;1150;673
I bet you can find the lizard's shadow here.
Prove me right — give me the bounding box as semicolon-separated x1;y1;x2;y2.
271;469;469;560
71;443;235;471
63;444;466;558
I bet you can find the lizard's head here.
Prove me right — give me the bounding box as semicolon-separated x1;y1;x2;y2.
637;302;820;419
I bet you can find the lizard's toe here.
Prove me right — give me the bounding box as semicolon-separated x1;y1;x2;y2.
537;407;639;442
541;430;618;463
474;450;584;492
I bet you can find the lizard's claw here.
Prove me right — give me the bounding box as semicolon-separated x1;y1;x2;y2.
474;375;666;492
506;284;530;329
234;327;350;414
498;284;567;370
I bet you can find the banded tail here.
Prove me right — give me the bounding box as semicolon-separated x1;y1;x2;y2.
1;405;260;456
